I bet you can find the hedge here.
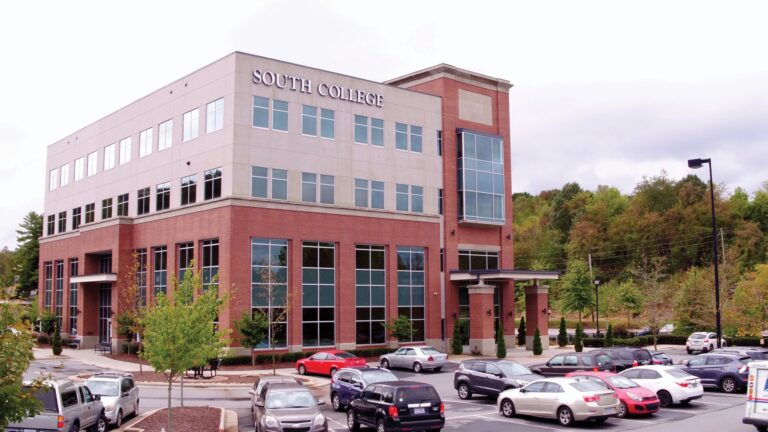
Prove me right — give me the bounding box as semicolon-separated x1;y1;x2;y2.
583;334;763;348
220;347;396;366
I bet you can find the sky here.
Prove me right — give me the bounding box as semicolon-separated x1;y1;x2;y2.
1;0;767;250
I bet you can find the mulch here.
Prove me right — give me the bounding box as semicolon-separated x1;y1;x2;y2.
132;406;220;432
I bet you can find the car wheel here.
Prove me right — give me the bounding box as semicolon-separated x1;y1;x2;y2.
377;418;386;432
500;399;516;418
458;383;472;400
381;358;390;369
70;421;80;432
709;344;715;352
298;364;306;375
721;377;737;393
134;400;139;417
434;367;442;372
413;362;423;373
618;401;628;418
330;367;337;376
332;392;342;411
88;414;107;432
347;409;360;431
686;348;692;354
557;406;575;427
657;390;673;408
756;426;768;432
116;409;123;427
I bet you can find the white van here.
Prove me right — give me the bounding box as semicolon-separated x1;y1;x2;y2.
744;360;768;431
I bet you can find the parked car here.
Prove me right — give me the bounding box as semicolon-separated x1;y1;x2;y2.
565;371;660;418
711;347;768;360
636;326;652;336
651;351;673;365
496;377;619;427
379;346;448;373
249;375;302;424
330;366;398;411
347;381;444;432
602;347;653;371
619;365;703;407
7;379;107;432
296;350;366;376
454;359;544;400
529;351;615;377
686;332;728;354
85;372;139;427
680;353;750;393
658;323;675;335
253;382;327;432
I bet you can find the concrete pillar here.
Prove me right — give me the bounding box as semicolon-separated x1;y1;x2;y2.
524;285;550;351
468;283;496;356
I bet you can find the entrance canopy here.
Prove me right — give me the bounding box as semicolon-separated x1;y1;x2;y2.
70;273;117;284
449;269;561;283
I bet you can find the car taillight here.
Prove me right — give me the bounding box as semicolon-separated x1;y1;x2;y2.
388;406;399;418
677;381;689;388
593;367;598;372
440;403;445;413
57;415;65;428
740;365;749;374
427;356;434;362
583;395;600;402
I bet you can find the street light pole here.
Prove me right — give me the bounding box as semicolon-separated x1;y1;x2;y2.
594;279;600;337
688;157;722;348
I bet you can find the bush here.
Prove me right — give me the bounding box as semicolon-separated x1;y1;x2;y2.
557;317;568;347
51;323;62;356
605;324;614;347
451;320;463;355
574;323;583;352
656;335;688;345
727;337;761;347
533;328;543;355
496;326;507;359
37;334;50;345
517;317;526;347
611;322;629;338
39;311;56;336
219;347;397;367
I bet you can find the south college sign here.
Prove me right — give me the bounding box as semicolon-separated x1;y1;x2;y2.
253;69;384;107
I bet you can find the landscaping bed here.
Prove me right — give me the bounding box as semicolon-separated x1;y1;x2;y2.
131;406;220;432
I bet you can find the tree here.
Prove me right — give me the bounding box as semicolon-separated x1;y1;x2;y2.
605;324;614;347
141;263;228;431
517;316;526;347
574;323;583;352
632;256;670;351
386;315;416;342
0;303;43;429
532;328;543;355
616;280;643;327
39;310;56;337
235;311;269;366
729;264;768;335
51;322;62;355
560;260;594;323
117;252;148;367
557;317;568;347
0;247;14;288
674;267;715;335
496;325;507;359
13;212;42;298
451;320;463;355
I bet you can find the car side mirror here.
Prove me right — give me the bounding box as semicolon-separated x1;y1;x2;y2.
121;392;129;398
94;394;101;401
255;399;264;407
353;382;363;389
520;388;527;393
317;399;326;406
495;373;504;378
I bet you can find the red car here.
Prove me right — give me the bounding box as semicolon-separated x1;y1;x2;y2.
566;371;660;418
296;350;367;376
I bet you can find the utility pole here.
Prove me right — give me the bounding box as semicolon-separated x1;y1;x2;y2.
588;253;600;336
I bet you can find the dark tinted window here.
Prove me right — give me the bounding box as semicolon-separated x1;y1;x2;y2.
564;356;578;366
371;386;384;401
549;355;564;366
337;372;351;383
596;354;612;366
640;370;662;379
470;362;486;373
706;357;729;366
581;356;593;366
621;369;641;379
31;388;59;412
336;352;356;359
382;387;394;403
61;390;79;408
395;385;440;405
635;350;652;361
486;364;502;375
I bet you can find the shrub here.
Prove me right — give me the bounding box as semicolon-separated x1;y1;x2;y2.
532;328;543;355
39;311;56;336
51;323;62;356
36;334;50;345
727;337;761;347
574;323;583;352
557;317;568;347
605;324;614;347
517;317;526;347
656;335;688;345
452;320;463;355
496;325;507;359
611;322;629;338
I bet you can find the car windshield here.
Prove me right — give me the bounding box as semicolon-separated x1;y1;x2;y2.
28;387;58;412
362;370;397;384
85;380;120;396
335;352;356;359
570;381;606;392
606;376;639;389
396;386;439;405
667;370;694;379
497;361;533;376
266;390;316;409
691;334;706;339
421;347;441;355
653;353;668;359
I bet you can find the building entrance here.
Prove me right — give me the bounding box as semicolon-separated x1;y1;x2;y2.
98;284;112;344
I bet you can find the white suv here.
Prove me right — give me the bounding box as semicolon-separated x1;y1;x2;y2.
85;373;140;427
686;332;727;354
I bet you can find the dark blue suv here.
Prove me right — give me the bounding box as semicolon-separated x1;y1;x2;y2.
681;353;751;393
331;367;398;411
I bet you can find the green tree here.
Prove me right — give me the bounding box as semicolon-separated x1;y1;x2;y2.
574;323;583;352
496;325;507;359
617;280;643;327
560;260;594;322
729;264;768;335
674;267;715;335
51;322;62;355
451;320;463;355
39;310;56;337
632;256;670;351
605;324;614;347
0;303;43;429
532;328;543;355
141;263;228;431
13;212;42;298
517;316;526;347
0;247;14;288
557;317;568;347
386;315;416;342
235;311;269;366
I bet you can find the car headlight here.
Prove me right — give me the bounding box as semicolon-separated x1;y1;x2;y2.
264;415;279;428
313;413;326;426
626;392;643;402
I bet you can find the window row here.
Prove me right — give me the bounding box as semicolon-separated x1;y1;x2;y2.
48;97;225;191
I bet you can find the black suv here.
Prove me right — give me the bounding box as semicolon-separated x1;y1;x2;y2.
529;351;614;376
603;347;653;371
347;381;444;432
453;360;543;400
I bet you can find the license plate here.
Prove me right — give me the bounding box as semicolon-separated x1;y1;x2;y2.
690;383;698;388
604;407;616;414
414;408;425;414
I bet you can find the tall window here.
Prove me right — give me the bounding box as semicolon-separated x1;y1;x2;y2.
397;246;425;342
395;123;423;152
44;262;52;311
158;119;173;151
137;188;150;215
438;189;443;215
181;175;196;205
302;241;335;347
354;179;385;209
354;179;368;208
178;242;194;280
320;108;335;139
153;246;167;295
58;211;66;233
410;126;423;153
103;144;116;170
46;215;55;236
458;250;500;334
183;108;199;142
101;198;113;220
301;173;316;202
437;130;443;156
139;128;153;157
395;184;423;213
273;100;288;131
119;137;131;165
396;184;409;212
72;207;81;230
55;260;64;326
356;245;386;345
68;259;78;335
458;130;505;224
206;98;224;133
302;105;317;136
320;175;334;204
411;186;423;213
84;203;95;224
395;123;408;151
87;151;98;176
202;239;219;292
117;193;129;217
75;157;85;181
371;118;384;146
354;115;368;144
355;116;384;146
49;168;58;191
135;249;147;307
204;168;222;200
60;164;70;187
252;167;287;200
252;238;288;348
252;97;288;131
252;96;269;128
156;182;170;211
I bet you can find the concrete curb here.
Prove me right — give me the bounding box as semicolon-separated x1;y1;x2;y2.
118;407;234;432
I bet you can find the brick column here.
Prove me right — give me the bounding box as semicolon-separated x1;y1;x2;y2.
468;283;496;355
524;285;550;351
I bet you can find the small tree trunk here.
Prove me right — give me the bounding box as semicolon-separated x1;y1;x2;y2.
166;375;173;432
180;374;184;407
251;349;255;367
272;346;276;376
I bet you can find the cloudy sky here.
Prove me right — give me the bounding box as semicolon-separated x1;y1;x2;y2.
1;0;767;249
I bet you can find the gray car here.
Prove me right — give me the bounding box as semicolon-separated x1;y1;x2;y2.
249;375;302;424
253;383;327;432
85;372;139;427
7;379;107;432
379;345;448;373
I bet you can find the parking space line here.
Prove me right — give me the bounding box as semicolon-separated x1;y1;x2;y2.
445;409;500;420
472;414;572;432
618;417;656;424
692;400;733;407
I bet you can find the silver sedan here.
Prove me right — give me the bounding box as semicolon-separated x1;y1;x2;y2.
379;346;448;373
